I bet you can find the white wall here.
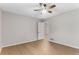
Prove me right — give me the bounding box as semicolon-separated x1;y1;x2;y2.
0;10;2;48
1;11;38;47
47;8;79;49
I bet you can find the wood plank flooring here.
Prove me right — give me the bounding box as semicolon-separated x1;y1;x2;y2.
0;39;79;55
0;48;1;54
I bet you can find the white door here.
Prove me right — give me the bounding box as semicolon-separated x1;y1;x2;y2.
38;22;45;40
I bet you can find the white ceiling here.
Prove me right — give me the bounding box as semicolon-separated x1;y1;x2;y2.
0;3;79;19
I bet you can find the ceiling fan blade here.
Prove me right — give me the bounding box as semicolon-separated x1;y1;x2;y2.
34;10;39;11
49;4;56;9
34;9;42;11
48;11;52;13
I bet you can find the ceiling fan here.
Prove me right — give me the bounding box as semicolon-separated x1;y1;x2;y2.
34;3;56;13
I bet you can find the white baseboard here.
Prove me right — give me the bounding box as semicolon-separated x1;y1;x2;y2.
49;40;79;49
1;39;38;48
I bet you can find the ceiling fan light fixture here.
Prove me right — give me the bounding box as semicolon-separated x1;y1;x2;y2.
42;9;47;14
43;4;47;7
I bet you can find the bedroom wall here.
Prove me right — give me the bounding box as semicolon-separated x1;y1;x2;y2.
0;10;2;48
47;8;79;49
1;11;38;47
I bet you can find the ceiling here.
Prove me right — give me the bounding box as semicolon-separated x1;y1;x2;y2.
0;3;79;19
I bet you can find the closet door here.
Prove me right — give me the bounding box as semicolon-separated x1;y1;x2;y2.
38;22;45;40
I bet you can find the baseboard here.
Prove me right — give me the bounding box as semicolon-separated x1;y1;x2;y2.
1;39;38;48
49;40;79;49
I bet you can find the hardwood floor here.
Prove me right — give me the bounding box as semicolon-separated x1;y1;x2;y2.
0;48;2;53
0;39;79;55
